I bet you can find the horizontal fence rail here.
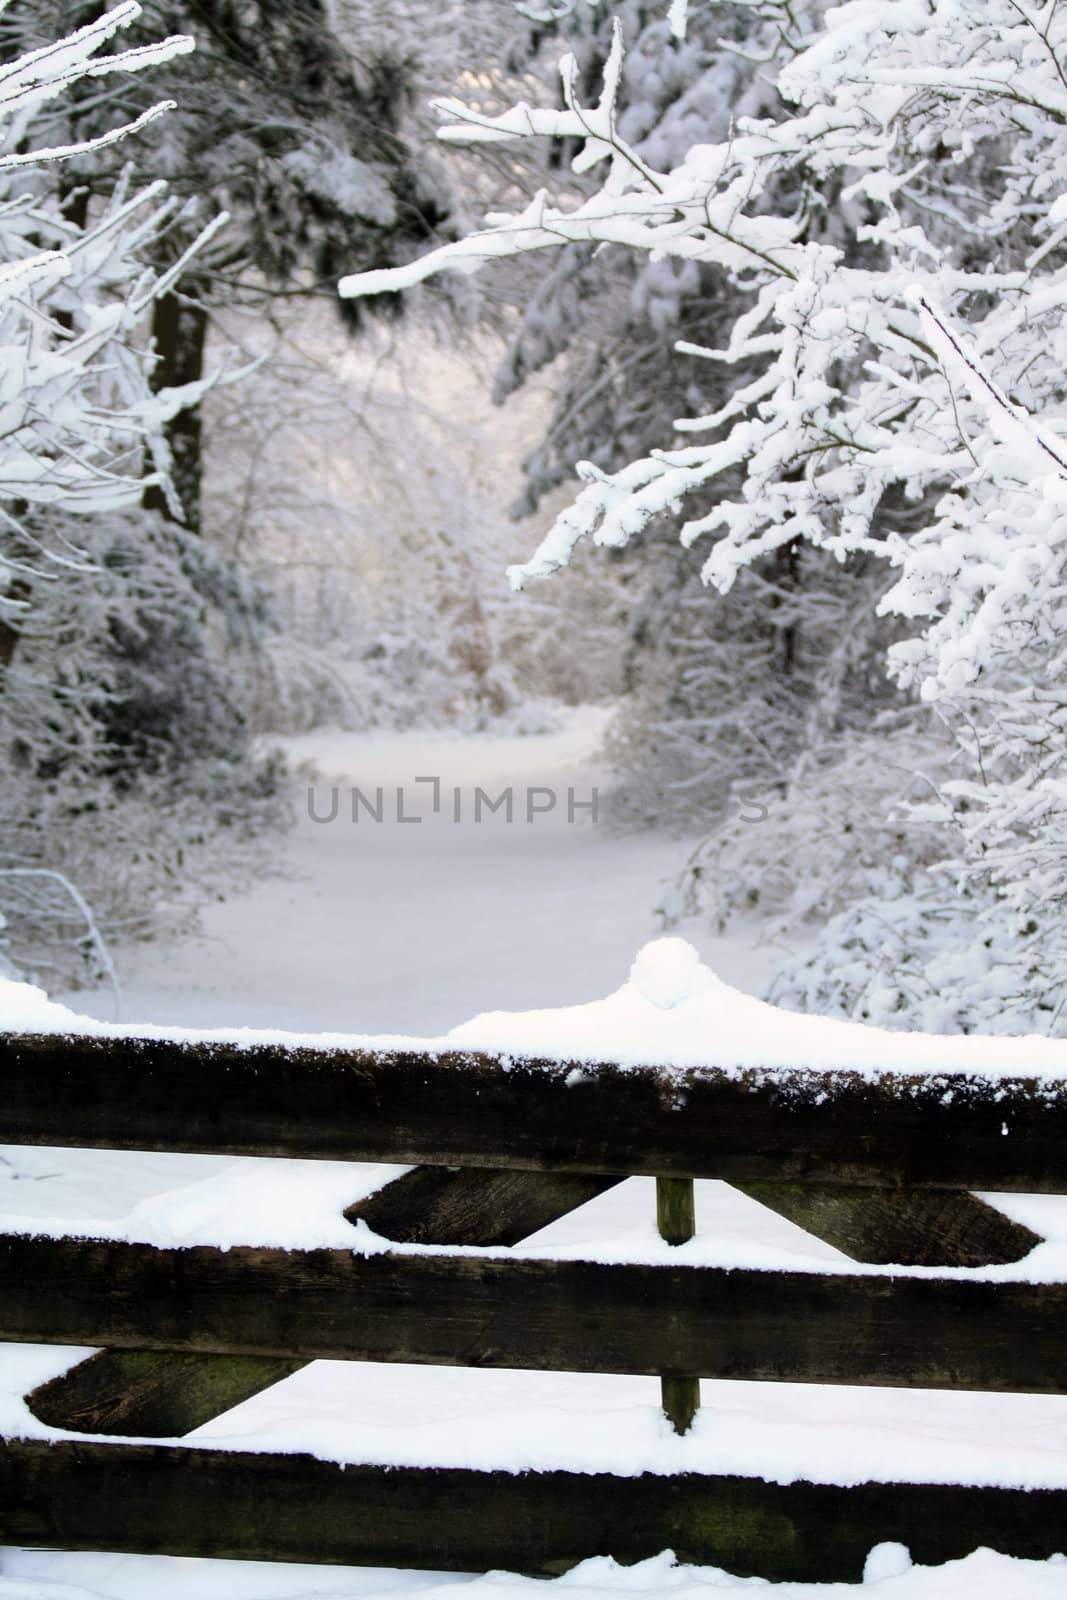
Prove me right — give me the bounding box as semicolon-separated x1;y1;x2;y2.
2;1233;1067;1391
5;1441;1067;1581
3;1031;1067;1189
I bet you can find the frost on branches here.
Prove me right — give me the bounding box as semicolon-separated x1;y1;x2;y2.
0;4;220;520
343;0;1067;1036
0;4;273;987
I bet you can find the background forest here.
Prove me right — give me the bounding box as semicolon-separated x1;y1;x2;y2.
3;0;1065;1041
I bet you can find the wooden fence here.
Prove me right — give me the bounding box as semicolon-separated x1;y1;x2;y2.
1;1029;1067;1581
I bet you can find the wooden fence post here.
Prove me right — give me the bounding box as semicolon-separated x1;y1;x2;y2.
656;1175;699;1434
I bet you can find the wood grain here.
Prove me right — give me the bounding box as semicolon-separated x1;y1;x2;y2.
3;1031;1067;1190
6;1233;1067;1391
27;1166;623;1437
3;1439;1066;1580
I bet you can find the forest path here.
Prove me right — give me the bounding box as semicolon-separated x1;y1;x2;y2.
69;706;775;1034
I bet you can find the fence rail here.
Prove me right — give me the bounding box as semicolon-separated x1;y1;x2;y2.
4;1233;1067;1392
3;1031;1067;1188
1;1027;1066;1582
7;1439;1067;1580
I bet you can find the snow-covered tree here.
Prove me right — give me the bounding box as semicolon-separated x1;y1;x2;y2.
342;0;1067;1035
4;0;457;532
204;305;533;732
391;4;914;842
0;3;279;987
188;0;596;737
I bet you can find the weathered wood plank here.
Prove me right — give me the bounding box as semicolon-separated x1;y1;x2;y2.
27;1166;622;1437
25;1351;305;1439
2;1438;1066;1580
733;1184;1040;1266
5;1233;1067;1392
25;1176;1037;1437
344;1166;622;1244
3;1032;1067;1190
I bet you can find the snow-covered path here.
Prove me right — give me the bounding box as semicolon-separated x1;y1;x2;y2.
68;708;775;1035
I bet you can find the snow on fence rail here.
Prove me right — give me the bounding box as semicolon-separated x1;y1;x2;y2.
4;957;1067;1581
5;1026;1067;1189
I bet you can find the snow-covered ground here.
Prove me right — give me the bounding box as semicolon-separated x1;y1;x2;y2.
2;714;1066;1598
63;706;776;1036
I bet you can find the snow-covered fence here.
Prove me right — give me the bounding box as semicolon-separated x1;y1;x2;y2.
2;1026;1067;1581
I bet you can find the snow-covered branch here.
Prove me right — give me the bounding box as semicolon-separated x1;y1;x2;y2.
338;0;1067;1035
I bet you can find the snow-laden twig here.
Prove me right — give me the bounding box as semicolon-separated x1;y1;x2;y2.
0;869;121;1017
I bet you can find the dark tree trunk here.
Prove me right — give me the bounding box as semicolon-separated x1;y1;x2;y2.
772;538;800;677
0;615;21;674
143;290;209;534
0;567;31;684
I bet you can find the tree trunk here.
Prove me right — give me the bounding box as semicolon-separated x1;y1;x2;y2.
143;290;208;534
0;572;31;684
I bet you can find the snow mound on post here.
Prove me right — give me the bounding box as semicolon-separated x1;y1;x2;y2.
5;938;1067;1081
448;939;1067;1080
628;937;729;1010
